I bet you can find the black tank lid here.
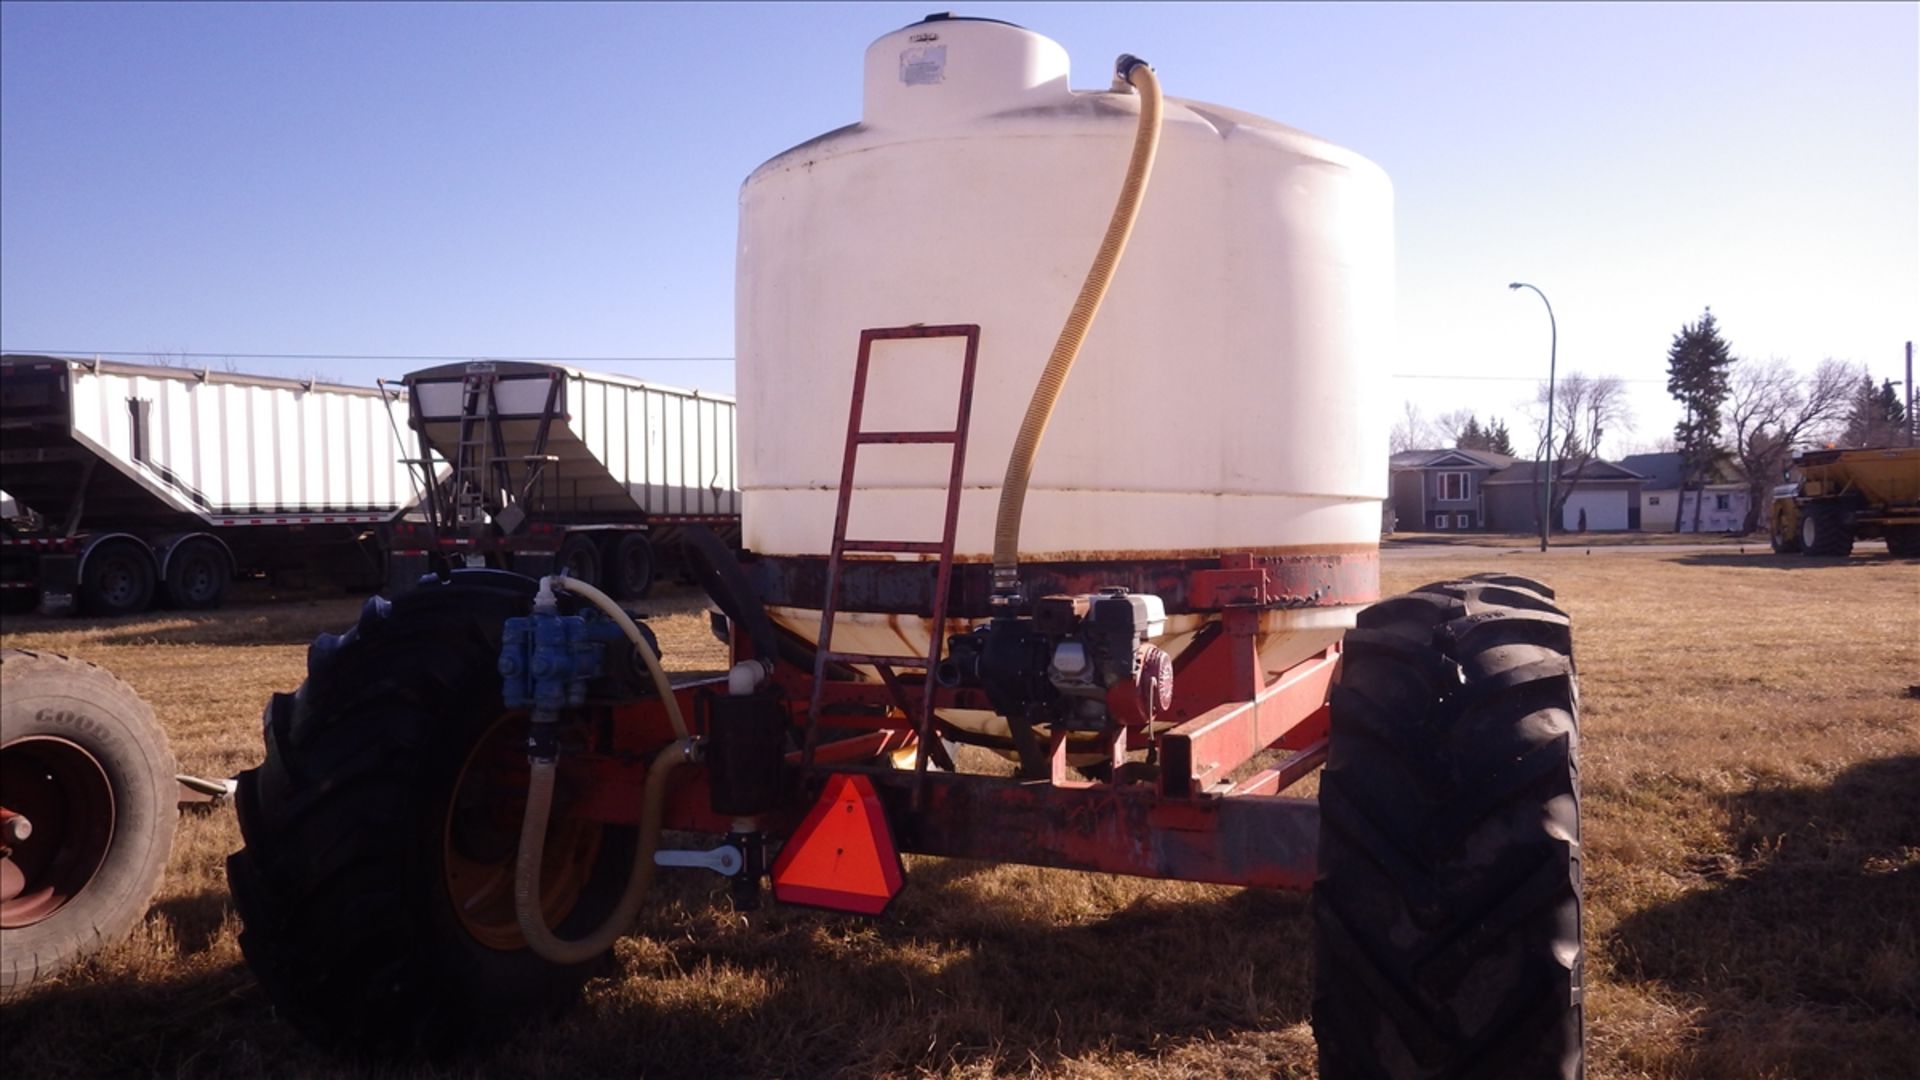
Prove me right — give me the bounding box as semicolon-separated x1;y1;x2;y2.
906;12;1025;30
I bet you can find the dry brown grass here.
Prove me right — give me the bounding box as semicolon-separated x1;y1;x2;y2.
2;551;1915;1079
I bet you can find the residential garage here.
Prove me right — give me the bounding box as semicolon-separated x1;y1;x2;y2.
1562;489;1629;531
1482;459;1646;532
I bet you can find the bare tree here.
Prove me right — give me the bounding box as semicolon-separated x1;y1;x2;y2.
1389;400;1437;454
1431;408;1476;447
1532;372;1633;527
1724;358;1857;531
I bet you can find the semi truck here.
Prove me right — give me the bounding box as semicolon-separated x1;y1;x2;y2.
0;354;745;615
1768;445;1920;557
390;360;739;598
0;354;418;614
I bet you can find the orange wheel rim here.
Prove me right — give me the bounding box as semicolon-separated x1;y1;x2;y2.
443;716;604;951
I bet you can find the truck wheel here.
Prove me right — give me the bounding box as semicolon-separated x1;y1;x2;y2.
1313;574;1583;1080
226;572;633;1058
1798;502;1853;557
605;533;655;600
555;534;601;590
162;540;230;610
1885;526;1920;558
1;650;177;1001
80;540;156;616
1769;511;1801;553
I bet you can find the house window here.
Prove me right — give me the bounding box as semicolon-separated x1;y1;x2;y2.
1455;513;1471;529
1432;513;1449;530
1648;495;1661;506
1714;493;1732;511
1435;471;1469;500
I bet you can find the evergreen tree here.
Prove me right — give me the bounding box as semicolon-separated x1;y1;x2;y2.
1452;414;1516;455
1665;308;1736;528
1455;416;1486;450
1487;418;1516;456
1839;375;1909;447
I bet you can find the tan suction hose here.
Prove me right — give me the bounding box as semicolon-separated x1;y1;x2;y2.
515;738;690;964
991;57;1165;590
513;575;691;964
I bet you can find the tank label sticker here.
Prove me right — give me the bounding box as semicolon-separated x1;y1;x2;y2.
900;45;946;86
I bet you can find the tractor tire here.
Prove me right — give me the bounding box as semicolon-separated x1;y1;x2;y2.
1;650;177;1001
1798;502;1853;557
604;532;656;600
1885;526;1920;558
80;540;156;616
162;539;230;610
226;570;635;1059
1769;511;1801;554
1312;573;1583;1080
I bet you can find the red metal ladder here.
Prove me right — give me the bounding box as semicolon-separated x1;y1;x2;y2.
804;325;981;797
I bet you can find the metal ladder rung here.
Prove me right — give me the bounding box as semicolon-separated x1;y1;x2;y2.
838;539;945;555
854;430;960;444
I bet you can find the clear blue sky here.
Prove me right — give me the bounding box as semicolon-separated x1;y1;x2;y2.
3;1;1914;453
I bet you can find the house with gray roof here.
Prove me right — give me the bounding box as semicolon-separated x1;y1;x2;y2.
1482;459;1646;532
1387;448;1515;531
1617;451;1750;533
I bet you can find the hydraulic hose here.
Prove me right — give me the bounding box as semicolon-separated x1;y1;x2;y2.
991;55;1164;595
512;574;691;963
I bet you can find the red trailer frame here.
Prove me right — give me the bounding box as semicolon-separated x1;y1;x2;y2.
540;548;1362;903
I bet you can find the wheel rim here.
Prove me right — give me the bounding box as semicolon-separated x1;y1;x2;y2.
100;556;140;608
179;553;216;602
0;736;116;928
560;545;596;585
621;548;650;591
1801;514;1817;549
442;716;604;951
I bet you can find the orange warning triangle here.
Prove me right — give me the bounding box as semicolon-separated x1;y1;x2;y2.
770;773;904;915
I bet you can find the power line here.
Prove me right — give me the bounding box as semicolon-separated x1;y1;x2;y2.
1391;372;1667;385
0;348;735;364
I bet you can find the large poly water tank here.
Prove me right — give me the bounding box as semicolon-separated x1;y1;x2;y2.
736;15;1393;686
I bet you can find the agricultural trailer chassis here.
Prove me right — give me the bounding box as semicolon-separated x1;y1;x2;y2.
229;545;1584;1076
531;549;1355;899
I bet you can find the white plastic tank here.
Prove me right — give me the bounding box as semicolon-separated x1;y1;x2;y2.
735;15;1393;683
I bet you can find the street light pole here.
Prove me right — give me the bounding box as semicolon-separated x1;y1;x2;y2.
1509;282;1557;552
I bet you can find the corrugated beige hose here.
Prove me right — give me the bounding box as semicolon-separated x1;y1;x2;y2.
513;574;689;964
515;739;689;965
991;56;1164;593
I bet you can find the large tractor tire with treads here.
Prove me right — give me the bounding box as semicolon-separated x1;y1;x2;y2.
1;650;177;1000
1885;526;1920;558
1798;501;1853;557
1312;572;1583;1080
226;570;635;1059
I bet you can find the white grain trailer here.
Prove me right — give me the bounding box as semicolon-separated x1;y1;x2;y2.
0;354;420;614
395;360;739;597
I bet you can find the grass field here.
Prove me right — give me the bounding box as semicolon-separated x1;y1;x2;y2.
2;548;1916;1079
